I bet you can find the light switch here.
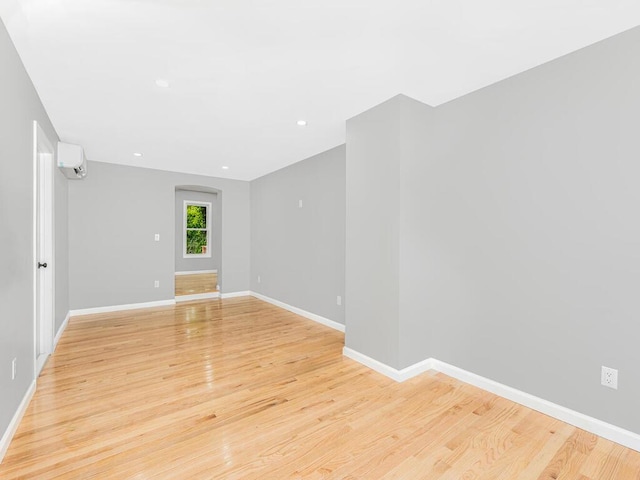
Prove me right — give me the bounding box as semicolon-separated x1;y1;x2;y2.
298;200;303;208
154;234;160;241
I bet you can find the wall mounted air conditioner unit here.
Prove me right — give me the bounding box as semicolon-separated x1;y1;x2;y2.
57;141;87;179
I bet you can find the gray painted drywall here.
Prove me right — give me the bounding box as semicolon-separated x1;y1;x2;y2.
0;18;67;447
423;27;640;434
398;96;438;369
345;100;403;367
345;95;438;369
68;161;249;309
54;169;69;334
347;27;640;434
174;190;220;273
251;145;346;325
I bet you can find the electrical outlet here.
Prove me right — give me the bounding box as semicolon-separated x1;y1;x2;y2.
258;275;261;283
337;296;342;306
154;280;160;288
601;366;618;389
154;233;160;241
11;358;16;380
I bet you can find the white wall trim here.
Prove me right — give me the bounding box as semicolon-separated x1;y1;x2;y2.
69;299;176;316
221;291;251;299
32;121;56;379
0;380;36;464
175;292;219;303
175;270;217;275
342;347;434;382
53;311;71;350
430;359;640;453
342;348;640;452
251;291;345;333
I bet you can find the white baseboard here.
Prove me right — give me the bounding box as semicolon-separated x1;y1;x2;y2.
342;347;434;382
69;299;176;316
430;359;640;453
175;292;219;303
221;291;251;299
53;311;71;350
342;348;640;453
175;270;217;276
251;291;345;333
0;380;36;464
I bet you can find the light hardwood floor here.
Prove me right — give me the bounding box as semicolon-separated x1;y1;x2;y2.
1;297;639;479
175;272;218;296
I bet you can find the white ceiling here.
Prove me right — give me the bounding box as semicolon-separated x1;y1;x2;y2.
2;1;639;181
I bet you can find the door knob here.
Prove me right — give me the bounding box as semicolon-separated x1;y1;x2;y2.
38;262;48;269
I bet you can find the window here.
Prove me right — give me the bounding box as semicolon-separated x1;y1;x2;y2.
183;201;211;258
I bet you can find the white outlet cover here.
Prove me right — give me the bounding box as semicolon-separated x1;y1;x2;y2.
601;366;618;390
298;200;303;208
337;296;342;306
154;280;160;288
154;233;160;241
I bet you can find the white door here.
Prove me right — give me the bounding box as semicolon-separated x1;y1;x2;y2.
34;121;54;376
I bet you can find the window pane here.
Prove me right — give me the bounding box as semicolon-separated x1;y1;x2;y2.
186;205;207;229
186;230;208;255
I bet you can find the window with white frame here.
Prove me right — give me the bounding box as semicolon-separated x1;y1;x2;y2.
183;201;211;257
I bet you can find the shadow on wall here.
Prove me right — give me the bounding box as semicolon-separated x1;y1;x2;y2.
174;185;223;288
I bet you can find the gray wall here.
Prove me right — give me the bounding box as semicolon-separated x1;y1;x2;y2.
423;27;640;434
174;189;220;273
0;19;67;447
54;170;69;334
251;145;346;325
69;161;250;309
398;97;437;369
344;95;439;369
346;27;640;434
345;102;403;366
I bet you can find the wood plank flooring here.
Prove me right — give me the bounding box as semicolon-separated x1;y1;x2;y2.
175;272;218;296
1;296;639;479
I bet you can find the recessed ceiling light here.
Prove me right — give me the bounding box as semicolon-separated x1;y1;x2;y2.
133;152;143;157
155;78;170;88
221;166;229;170
297;120;307;126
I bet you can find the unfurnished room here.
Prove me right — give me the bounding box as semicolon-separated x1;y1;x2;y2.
1;1;640;478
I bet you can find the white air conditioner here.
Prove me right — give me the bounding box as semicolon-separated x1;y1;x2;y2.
57;142;87;179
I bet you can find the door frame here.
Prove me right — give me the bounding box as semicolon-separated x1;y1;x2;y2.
33;121;55;377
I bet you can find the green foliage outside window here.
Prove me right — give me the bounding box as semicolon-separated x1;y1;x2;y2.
186;205;207;229
186;204;209;254
186;230;208;254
